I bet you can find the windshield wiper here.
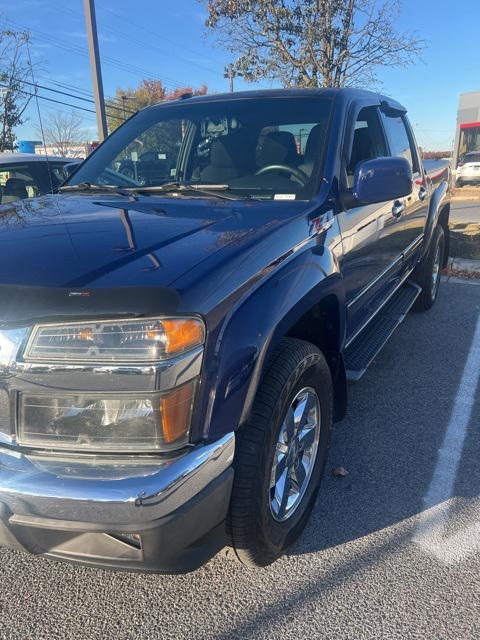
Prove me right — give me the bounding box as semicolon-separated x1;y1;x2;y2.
58;182;132;196
60;181;260;201
135;182;229;191
126;183;240;201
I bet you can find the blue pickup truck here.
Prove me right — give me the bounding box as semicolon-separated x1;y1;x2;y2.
0;88;449;573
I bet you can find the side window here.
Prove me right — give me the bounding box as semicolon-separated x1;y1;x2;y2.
0;167;37;203
381;113;419;174
347;107;388;187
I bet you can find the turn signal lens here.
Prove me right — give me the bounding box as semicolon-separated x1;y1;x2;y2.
24;317;205;363
162;319;205;356
160;381;196;444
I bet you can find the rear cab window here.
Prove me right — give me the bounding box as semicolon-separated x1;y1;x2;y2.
380;112;420;176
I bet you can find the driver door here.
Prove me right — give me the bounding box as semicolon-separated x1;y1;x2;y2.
337;106;408;340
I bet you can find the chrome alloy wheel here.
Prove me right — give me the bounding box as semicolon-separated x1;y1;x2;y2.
269;387;321;522
431;242;442;300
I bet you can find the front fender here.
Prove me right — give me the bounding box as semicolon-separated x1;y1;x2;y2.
203;233;345;441
422;181;450;259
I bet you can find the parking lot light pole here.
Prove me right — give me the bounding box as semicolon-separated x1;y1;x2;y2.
120;95;127;120
224;64;238;93
120;94;136;121
83;0;108;141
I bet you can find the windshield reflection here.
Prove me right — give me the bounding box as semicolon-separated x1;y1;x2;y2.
69;96;332;201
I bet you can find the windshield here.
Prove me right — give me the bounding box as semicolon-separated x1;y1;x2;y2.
463;152;480;164
69;96;333;200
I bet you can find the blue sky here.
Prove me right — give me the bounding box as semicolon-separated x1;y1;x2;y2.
6;0;480;150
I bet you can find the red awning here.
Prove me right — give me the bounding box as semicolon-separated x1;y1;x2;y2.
460;122;480;130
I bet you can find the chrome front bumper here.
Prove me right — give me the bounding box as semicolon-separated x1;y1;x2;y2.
0;433;235;572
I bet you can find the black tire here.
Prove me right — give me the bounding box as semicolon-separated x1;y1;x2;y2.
456;180;463;188
413;225;445;312
228;337;333;567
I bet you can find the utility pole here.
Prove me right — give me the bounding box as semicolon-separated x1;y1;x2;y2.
83;0;108;140
224;64;237;93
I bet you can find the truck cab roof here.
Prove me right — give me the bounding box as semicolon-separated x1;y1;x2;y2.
146;87;407;115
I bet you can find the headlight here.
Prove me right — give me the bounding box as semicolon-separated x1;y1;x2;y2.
23;317;205;363
18;380;196;452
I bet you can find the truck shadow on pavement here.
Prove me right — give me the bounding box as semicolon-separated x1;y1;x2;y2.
213;527;413;640
288;282;480;557
208;283;480;640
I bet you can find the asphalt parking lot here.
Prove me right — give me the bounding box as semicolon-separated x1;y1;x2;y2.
1;280;480;640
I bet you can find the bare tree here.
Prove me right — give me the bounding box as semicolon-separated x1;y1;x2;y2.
0;27;33;151
38;111;87;157
202;0;426;88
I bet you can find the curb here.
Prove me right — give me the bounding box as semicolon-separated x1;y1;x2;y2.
441;276;480;286
442;256;480;284
451;197;480;204
448;257;480;274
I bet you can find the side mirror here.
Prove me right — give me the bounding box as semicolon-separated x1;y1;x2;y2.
353;157;412;205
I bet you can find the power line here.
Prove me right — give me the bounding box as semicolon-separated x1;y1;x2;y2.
35;75;132;112
54;1;220;79
0;82;97;114
37;75;95;99
26;40;54;193
6;16;211;131
15;77;136;115
97;2;214;61
94;7;219;78
7;18;187;92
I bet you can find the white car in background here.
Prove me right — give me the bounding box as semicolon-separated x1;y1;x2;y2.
456;151;480;187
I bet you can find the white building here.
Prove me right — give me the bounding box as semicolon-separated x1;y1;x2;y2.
35;143;88;159
453;91;480;168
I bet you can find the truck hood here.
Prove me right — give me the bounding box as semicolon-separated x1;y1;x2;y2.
0;193;309;323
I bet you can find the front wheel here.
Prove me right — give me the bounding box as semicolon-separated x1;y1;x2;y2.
413;224;445;311
228;338;333;567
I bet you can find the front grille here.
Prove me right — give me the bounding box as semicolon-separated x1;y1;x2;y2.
0;389;11;438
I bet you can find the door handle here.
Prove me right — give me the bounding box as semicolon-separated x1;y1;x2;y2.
392;200;405;219
418;186;427;201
